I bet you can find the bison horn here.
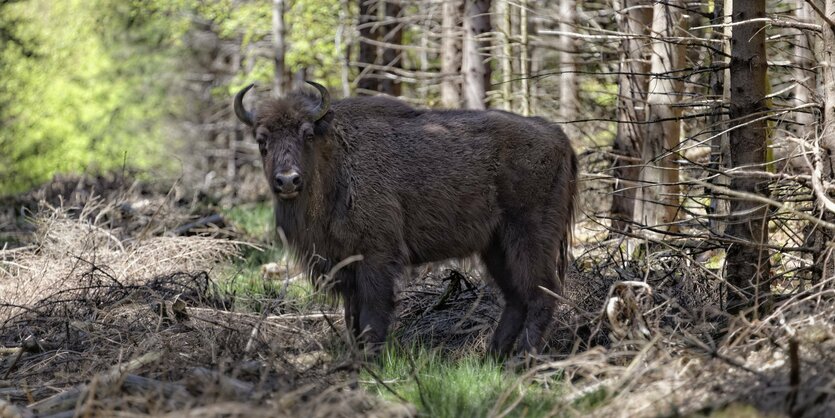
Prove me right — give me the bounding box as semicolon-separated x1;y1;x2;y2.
306;81;331;121
234;83;256;126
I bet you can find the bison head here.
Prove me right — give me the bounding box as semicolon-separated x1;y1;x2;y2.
233;81;331;200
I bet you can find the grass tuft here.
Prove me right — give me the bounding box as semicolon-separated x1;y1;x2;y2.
365;345;562;418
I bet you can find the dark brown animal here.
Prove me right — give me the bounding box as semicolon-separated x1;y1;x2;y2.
233;82;577;357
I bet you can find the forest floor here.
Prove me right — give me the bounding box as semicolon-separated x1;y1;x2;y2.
1;175;834;417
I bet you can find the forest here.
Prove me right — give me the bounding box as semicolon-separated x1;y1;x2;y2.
1;0;835;416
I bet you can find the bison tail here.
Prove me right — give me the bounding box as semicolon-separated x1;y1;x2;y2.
558;147;579;283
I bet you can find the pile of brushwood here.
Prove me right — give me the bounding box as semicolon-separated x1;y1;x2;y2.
1;179;834;417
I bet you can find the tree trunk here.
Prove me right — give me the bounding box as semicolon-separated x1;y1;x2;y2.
558;0;575;125
785;0;817;171
707;0;731;236
441;0;462;108
498;0;512;111
357;0;379;93
519;0;530;116
632;0;686;236
462;0;491;109
610;0;651;233
378;1;402;96
271;0;286;98
338;0;351;97
725;0;771;315
813;1;835;282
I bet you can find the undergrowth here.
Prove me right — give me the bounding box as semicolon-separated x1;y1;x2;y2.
364;345;564;418
219;201;329;313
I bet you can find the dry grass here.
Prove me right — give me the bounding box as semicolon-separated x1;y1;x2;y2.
0;200;238;322
0;199;409;417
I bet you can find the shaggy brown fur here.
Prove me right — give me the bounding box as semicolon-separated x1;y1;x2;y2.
234;83;578;356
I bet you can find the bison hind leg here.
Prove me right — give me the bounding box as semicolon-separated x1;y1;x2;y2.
481;238;527;357
485;223;561;357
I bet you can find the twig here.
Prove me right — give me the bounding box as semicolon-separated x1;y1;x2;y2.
804;0;835;32
693;179;835;230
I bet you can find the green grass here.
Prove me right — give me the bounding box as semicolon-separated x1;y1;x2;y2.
364;345;564;418
216;246;333;313
217;201;332;313
223;202;274;241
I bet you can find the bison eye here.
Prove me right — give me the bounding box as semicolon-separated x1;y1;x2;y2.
256;138;267;156
300;125;314;141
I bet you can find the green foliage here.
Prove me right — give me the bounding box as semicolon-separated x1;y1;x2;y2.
0;0;349;196
365;346;563;418
178;0;346;97
0;0;181;196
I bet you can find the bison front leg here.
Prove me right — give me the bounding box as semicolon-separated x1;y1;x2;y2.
353;259;399;351
341;285;362;341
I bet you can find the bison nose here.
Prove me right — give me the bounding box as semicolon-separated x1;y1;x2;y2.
274;170;302;195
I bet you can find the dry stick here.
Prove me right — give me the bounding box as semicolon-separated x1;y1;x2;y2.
491;378;527;418
27;352;162;415
2;337;40;380
693;179;835;230
787;338;800;417
660;103;818;163
804;0;835;31
691;17;822;32
188;367;254;399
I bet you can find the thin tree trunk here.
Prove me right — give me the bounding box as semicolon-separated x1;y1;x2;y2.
633;0;686;236
418;12;430;102
795;0;817;127
499;0;512;111
271;0;286;98
707;0;731;237
610;0;651;233
530;3;543;111
378;1;403;96
813;0;835;282
357;0;379;93
441;0;462;108
787;0;816;170
558;0;574;124
725;0;771;315
338;0;351;97
462;0;491;110
519;0;530;116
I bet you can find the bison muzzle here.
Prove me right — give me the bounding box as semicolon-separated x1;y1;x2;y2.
234;81;578;357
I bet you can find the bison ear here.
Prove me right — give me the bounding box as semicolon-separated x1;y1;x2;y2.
312;111;333;137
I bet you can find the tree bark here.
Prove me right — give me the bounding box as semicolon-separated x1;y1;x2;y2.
357;0;379;93
725;0;771;315
378;0;402;96
498;0;512;111
813;0;835;282
441;0;463;108
632;0;686;236
558;0;575;125
271;0;286;98
462;0;491;109
338;0;351;97
707;0;731;236
519;0;530;116
610;0;651;233
785;0;817;171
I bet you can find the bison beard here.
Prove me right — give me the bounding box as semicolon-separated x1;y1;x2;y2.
234;82;578;358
